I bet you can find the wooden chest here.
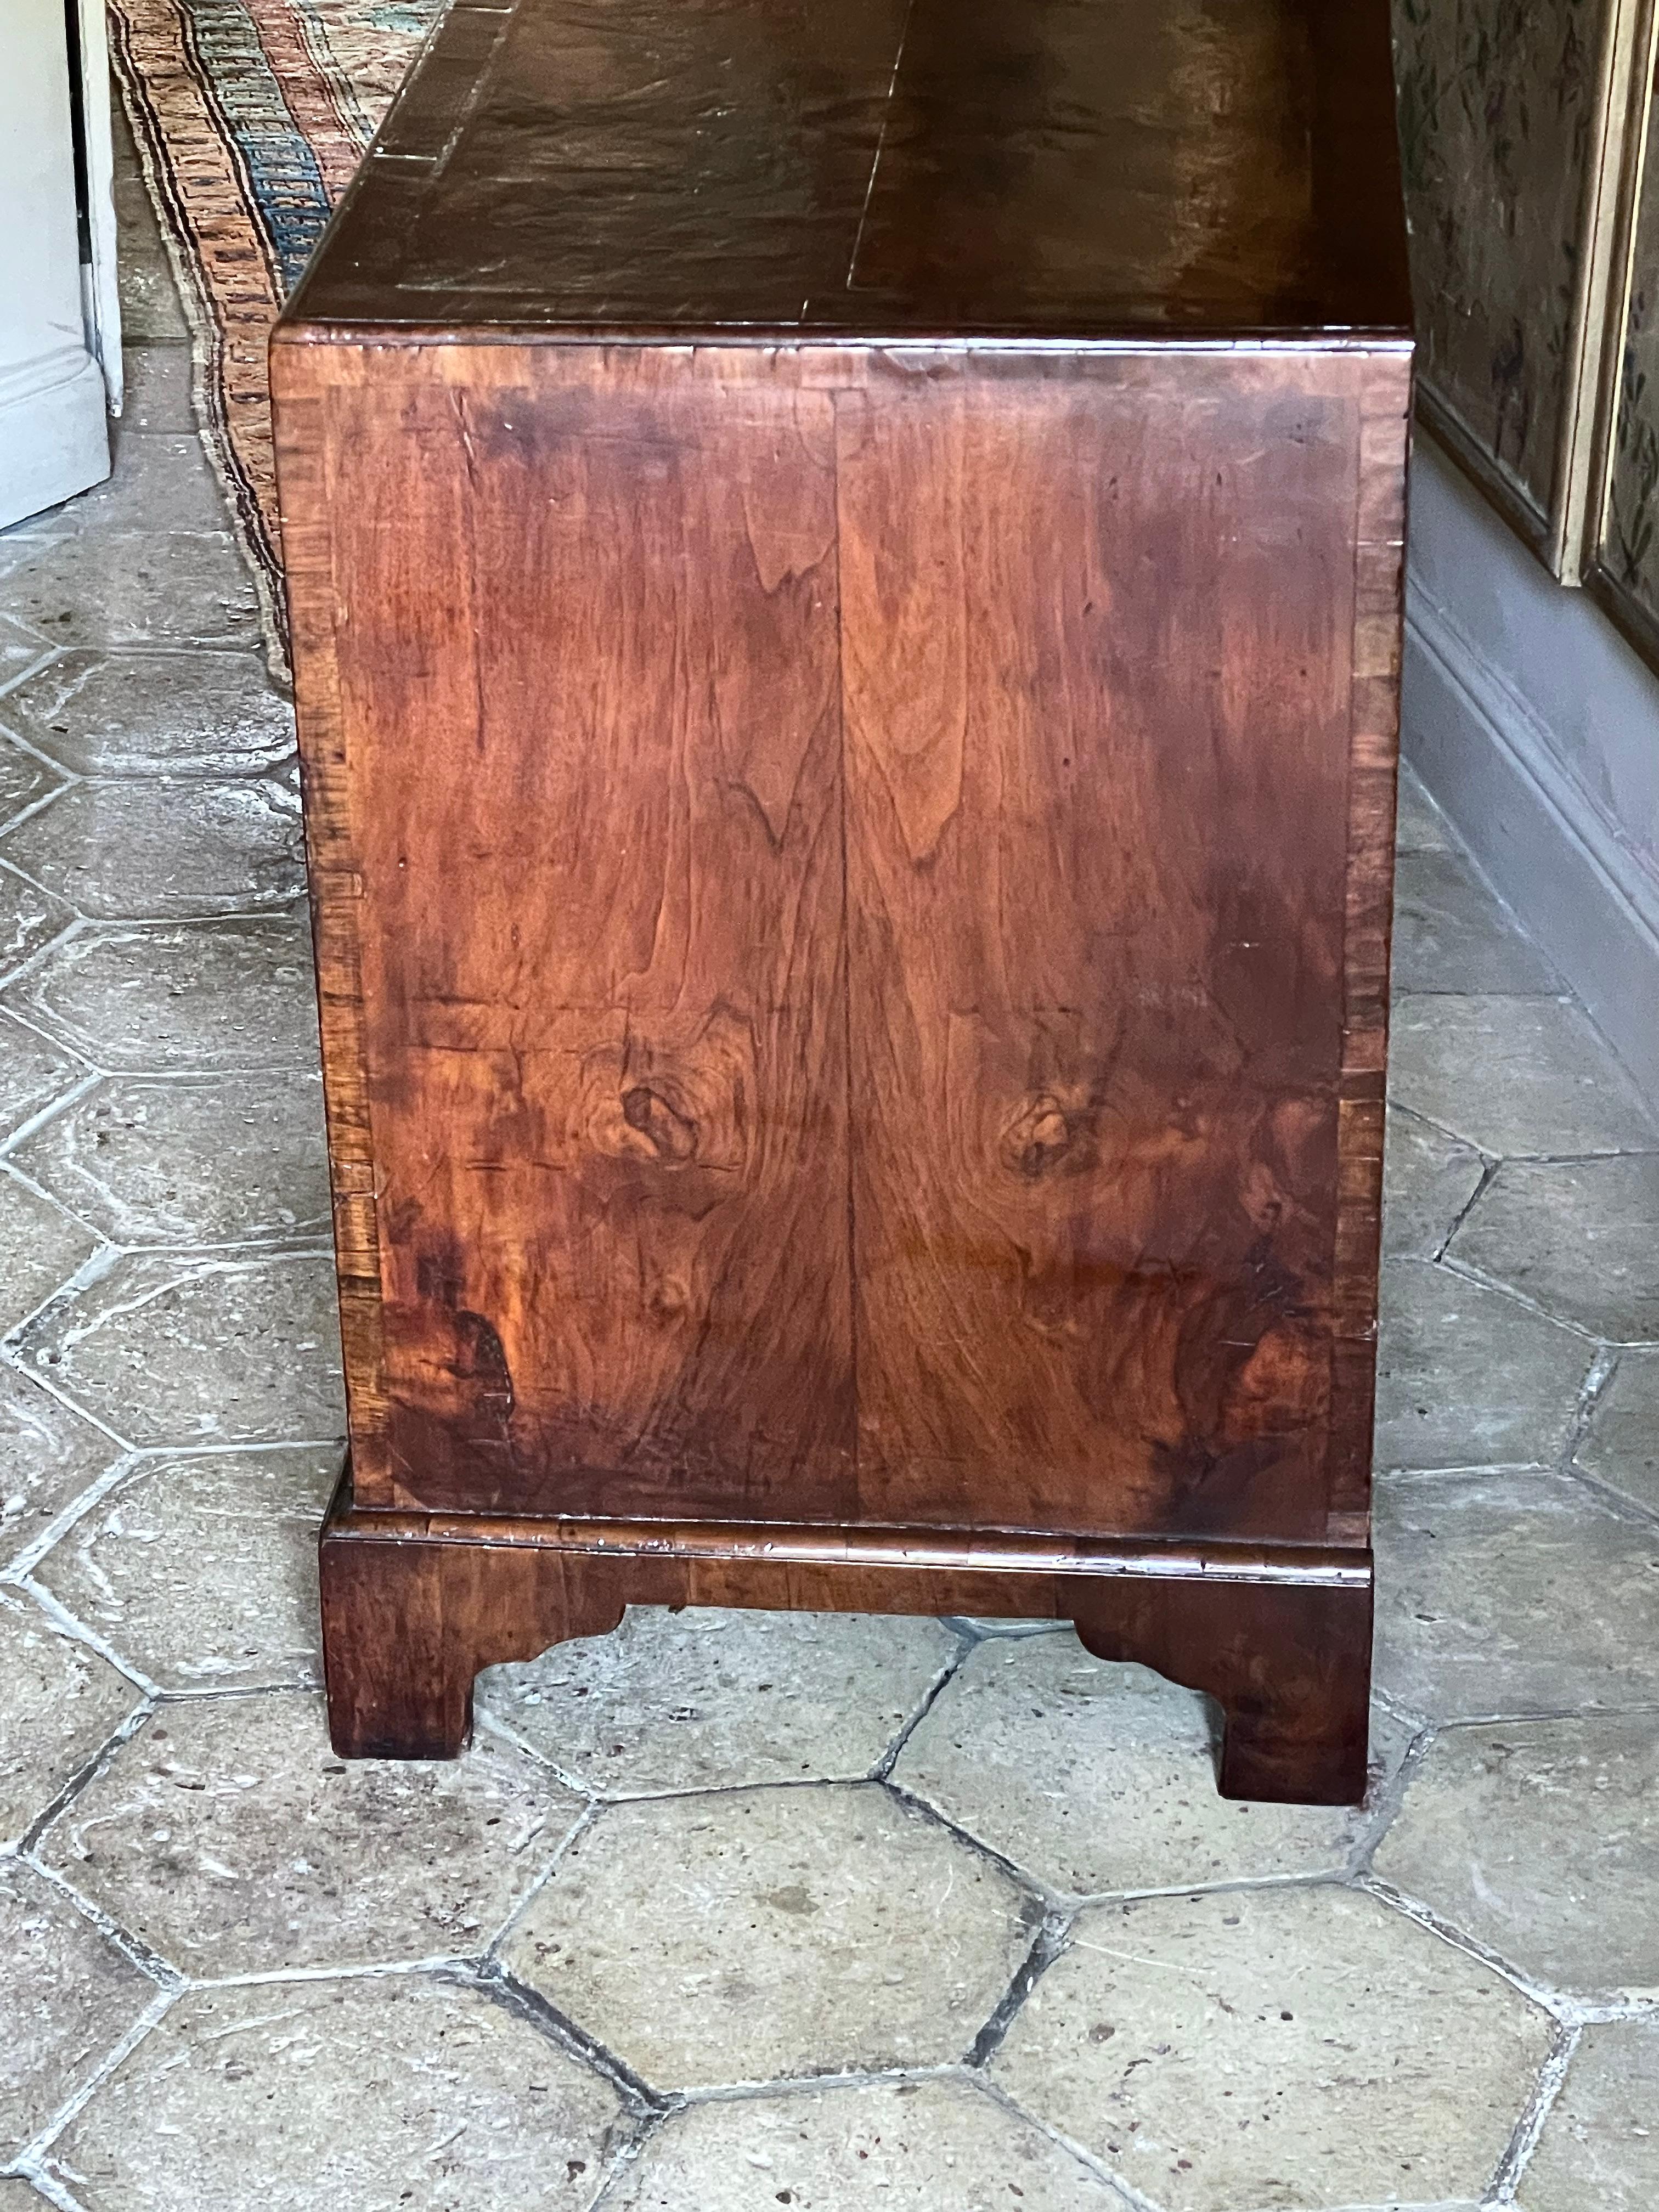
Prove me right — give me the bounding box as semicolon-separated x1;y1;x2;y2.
272;0;1413;1803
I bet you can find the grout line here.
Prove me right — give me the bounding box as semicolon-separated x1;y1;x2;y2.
879;1777;1062;1915
964;1908;1075;2068
974;2073;1156;2210
0;1448;142;1583
179;1953;490;1991
1486;2017;1581;2204
1560;1457;1659;1531
8;2157;95;2212
1343;1710;1438;1876
11;1984;177;2178
482;1795;601;1965
1433;1152;1503;1261
478;1960;665;2111
18;1697;161;1862
867;1626;971;1781
0;1345;137;1452
1359;1874;1612;2026
669;2061;965;2109
471;1700;594;1800
584;2107;671;2211
20;1834;180;1991
1429;1700;1659;1729
1562;1343;1621;1456
0;1070;104;1161
0;911;81;999
1438;1249;1656;1349
0;781;77;845
9;1576;159;1701
0;645;64;704
0;1000;95;1076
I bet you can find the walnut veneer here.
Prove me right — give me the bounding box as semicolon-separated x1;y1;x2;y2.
272;0;1413;1804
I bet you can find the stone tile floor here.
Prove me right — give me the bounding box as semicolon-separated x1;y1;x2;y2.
0;116;1655;2212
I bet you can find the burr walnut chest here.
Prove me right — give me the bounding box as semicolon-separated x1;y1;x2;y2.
272;0;1413;1803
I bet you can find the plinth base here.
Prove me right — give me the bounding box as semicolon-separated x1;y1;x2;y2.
318;1469;1374;1805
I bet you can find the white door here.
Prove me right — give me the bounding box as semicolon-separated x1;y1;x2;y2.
0;0;116;529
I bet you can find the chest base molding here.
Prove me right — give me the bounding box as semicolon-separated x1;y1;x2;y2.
318;1470;1375;1804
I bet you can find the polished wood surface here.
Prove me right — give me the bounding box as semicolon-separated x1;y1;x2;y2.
840;353;1363;1542
275;341;1408;1544
287;0;1410;340
275;0;1411;1803
320;1469;1374;1802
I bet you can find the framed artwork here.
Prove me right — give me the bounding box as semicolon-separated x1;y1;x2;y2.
1585;4;1659;661
1393;0;1646;577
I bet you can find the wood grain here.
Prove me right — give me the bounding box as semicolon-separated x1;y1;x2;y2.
837;351;1368;1542
278;341;1405;1548
280;344;855;1518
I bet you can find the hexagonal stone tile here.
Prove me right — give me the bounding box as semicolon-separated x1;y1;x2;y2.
1575;1352;1659;1516
0;1008;84;1142
992;1886;1551;2212
890;1636;1406;1896
1390;994;1659;1158
1450;1156;1659;1342
1391;850;1558;994
111;147;188;345
15;1250;345;1444
0;532;260;651
34;433;230;538
0;861;73;980
611;2080;1116;2210
0;1588;139;1848
0;611;54;692
4;915;320;1072
0;1172;99;1335
0;1859;152;2162
37;1693;582;1976
0;777;303;921
1374;1471;1659;1720
111;347;194;435
1381;1105;1485;1262
505;1784;1036;2090
13;1072;330;1246
45;1977;625;2212
33;1447;335;1691
0;736;64;830
0;1371;119;1561
1374;1260;1591;1469
1374;1714;1659;2001
478;1607;958;1795
3;649;295;777
1519;2021;1659;2212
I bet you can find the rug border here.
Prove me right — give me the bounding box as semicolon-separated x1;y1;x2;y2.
108;0;298;685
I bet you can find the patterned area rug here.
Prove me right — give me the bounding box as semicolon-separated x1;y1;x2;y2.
108;0;443;665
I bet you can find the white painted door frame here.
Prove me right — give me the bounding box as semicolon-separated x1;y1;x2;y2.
0;0;116;529
76;0;125;414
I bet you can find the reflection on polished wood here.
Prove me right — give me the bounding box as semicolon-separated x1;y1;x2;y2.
274;0;1413;1805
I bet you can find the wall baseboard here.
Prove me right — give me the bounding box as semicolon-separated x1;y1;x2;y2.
1403;582;1659;1104
0;343;109;531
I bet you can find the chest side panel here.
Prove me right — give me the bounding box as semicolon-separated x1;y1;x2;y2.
836;349;1396;1544
295;344;855;1517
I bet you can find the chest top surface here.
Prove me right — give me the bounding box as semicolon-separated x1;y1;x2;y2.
282;0;1412;345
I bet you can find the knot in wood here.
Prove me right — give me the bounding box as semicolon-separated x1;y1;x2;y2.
1000;1094;1075;1180
622;1082;699;1163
